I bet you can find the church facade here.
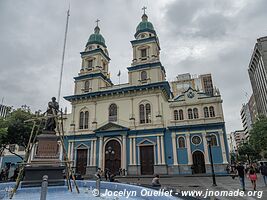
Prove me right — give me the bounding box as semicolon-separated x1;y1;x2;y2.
63;12;229;176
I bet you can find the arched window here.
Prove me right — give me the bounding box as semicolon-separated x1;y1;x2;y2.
79;112;84;129
84;111;89;129
139;103;152;124
109;104;117;122
139;104;145;124
179;109;184;120
209;106;215;117
188;109;193;119
210;134;218;146
193;108;199;119
84;80;90;92
141;49;147;58
178;137;186;148
204;107;209;118
174;110;179;120
141;71;147;81
145;103;151;123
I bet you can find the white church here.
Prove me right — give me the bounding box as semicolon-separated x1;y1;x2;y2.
63;10;229;176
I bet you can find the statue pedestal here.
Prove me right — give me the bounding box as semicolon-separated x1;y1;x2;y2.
21;132;65;188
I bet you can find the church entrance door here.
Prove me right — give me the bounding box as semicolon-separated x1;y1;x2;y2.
140;146;154;175
105;140;121;175
76;149;88;175
192;151;206;174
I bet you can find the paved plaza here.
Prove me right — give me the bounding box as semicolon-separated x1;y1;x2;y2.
117;175;267;200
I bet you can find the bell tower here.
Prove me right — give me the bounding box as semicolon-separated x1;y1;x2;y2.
74;20;113;95
128;8;166;85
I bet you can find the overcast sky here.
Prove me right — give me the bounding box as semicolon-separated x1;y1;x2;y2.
0;0;266;133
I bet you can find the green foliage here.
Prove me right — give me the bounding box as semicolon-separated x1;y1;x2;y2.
249;115;267;156
238;142;261;162
1;108;35;148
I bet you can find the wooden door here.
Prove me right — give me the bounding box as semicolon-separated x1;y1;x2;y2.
76;149;88;175
140;146;154;175
192;151;206;174
105;140;121;175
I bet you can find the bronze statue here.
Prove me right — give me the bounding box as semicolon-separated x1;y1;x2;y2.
44;97;59;132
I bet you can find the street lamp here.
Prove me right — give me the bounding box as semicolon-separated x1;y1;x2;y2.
206;135;217;186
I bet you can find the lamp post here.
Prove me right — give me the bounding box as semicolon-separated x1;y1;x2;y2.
206;135;217;186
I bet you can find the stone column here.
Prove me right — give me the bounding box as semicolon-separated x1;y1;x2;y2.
59;142;63;161
122;135;127;170
133;138;136;165
93;140;97;166
98;136;103;169
157;136;162;164
202;132;210;164
219;131;228;164
186;134;192;165
129;138;133;165
172;132;178;165
90;141;94;166
160;136;166;164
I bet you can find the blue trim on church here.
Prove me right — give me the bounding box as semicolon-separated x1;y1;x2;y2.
64;81;173;101
80;48;110;61
73;73;113;85
127;62;166;73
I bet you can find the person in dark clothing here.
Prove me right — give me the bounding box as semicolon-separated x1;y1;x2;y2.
259;162;267;186
236;162;246;191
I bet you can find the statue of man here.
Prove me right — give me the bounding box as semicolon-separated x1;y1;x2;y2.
44;97;59;132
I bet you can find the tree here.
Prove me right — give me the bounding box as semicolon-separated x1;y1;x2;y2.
0;107;35;160
249;115;267;158
238;142;261;163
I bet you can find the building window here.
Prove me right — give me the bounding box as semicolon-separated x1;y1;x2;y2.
84;80;90;92
141;71;147;81
178;137;186;148
209;106;215;117
188;108;193;119
191;135;202;145
204;107;209;118
139;104;145;124
210;134;218;146
88;60;93;68
141;49;147;58
179;109;184;120
84;111;89;129
109;104;117;122
79;112;84;129
193;108;199;119
139;103;151;124
174;110;179;120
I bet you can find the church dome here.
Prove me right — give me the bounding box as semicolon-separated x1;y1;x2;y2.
86;25;106;47
135;14;156;38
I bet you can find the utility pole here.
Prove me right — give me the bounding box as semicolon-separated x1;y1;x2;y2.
58;6;70;103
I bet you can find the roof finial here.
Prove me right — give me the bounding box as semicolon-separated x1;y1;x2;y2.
142;6;147;14
96;19;100;27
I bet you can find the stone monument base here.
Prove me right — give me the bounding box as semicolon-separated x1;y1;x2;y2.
21;165;65;188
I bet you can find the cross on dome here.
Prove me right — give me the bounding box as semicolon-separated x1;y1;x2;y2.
142;6;147;14
96;19;100;27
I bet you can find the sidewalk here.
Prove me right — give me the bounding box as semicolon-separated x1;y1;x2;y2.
116;175;267;200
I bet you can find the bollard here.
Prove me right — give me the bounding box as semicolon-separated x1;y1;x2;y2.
95;178;100;197
40;175;48;200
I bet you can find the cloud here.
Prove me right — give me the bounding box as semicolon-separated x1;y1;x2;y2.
0;0;266;133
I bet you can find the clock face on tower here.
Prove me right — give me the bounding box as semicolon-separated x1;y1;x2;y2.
187;91;195;98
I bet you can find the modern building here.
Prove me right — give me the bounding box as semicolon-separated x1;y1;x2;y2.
0;104;11;118
248;36;267;117
240;103;253;140
62;11;229;176
232;130;245;149
171;73;215;97
248;94;258;124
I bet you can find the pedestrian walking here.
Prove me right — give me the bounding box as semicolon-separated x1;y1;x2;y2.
248;168;257;190
235;162;246;191
259;162;267;186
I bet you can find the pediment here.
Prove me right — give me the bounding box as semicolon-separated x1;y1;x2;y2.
138;138;156;146
94;122;129;132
